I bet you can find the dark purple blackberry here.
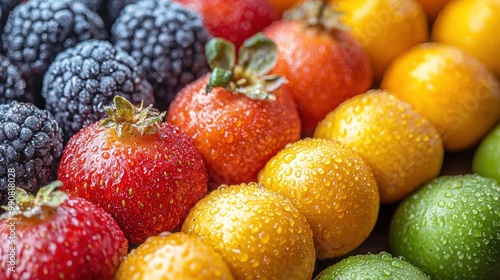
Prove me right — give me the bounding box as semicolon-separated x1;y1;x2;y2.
0;101;63;207
2;0;107;107
112;0;211;110
0;54;33;104
77;0;103;12
0;0;21;33
42;40;155;143
106;0;137;25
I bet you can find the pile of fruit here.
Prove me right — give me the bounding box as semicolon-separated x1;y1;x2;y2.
1;0;499;279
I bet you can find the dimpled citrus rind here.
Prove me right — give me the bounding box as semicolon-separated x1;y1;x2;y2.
333;0;428;81
314;252;430;279
258;138;379;259
432;0;500;76
389;174;500;280
114;232;234;280
381;43;500;151
314;90;444;203
181;182;316;280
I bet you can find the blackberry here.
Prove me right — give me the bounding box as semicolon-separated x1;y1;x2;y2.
0;0;20;33
77;0;103;12
112;0;211;110
2;0;107;106
0;0;21;53
106;0;137;26
42;40;155;142
0;54;33;104
0;101;63;207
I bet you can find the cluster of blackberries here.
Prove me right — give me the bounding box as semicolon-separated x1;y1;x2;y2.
0;0;211;207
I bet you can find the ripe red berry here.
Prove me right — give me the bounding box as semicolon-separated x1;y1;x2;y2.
0;182;128;280
58;96;208;244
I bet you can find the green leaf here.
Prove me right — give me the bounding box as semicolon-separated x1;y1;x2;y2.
114;95;135;120
205;38;236;71
206;68;232;93
262;74;288;93
238;33;278;76
235;84;275;101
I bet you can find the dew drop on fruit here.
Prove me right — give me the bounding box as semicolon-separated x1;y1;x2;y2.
391;260;402;268
238;253;249;262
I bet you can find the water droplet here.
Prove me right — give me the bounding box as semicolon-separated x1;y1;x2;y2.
391;261;402;268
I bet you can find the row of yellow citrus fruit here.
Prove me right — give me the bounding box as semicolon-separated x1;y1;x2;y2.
116;0;500;279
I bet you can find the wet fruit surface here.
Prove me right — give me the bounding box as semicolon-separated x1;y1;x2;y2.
258;138;379;259
167;74;301;186
182;182;316;280
115;232;234;280
432;0;500;76
473;122;500;183
264;18;372;135
315;252;430;279
389;174;500;279
314;90;444;203
333;0;428;82
381;43;500;151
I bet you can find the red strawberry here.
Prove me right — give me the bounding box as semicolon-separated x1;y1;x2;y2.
174;0;279;47
0;181;128;280
58;96;208;244
167;33;301;187
263;0;373;135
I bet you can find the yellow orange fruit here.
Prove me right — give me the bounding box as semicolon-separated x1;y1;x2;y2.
332;0;428;82
258;138;380;259
381;43;500;151
416;0;450;22
115;232;234;280
432;0;500;76
314;90;444;203
182;182;315;280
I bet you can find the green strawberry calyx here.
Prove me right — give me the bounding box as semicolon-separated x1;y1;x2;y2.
205;33;287;100
101;95;166;138
284;0;349;33
0;181;67;220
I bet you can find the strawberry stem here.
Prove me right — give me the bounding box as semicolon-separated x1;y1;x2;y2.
1;181;67;220
100;96;166;138
204;33;287;100
284;0;349;33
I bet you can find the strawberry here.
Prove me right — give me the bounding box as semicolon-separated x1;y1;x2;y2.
173;0;279;47
167;33;301;187
263;0;373;135
0;181;128;280
57;96;208;244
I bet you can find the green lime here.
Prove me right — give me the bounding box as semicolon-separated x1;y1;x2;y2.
473;123;500;183
314;252;429;280
389;174;500;279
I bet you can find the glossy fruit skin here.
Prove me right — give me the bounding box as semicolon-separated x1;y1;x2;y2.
0;196;128;280
173;0;279;48
269;0;303;16
58;121;208;244
258;138;379;259
333;0;428;82
167;74;301;186
432;0;500;76
264;20;372;135
389;174;500;279
314;252;430;279
115;232;234;280
314;90;444;203
381;43;500;151
182;182;316;280
472;122;500;183
416;0;450;22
